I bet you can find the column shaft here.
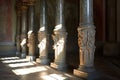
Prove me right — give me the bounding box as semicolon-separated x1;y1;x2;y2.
38;0;49;64
80;0;93;24
16;10;21;57
74;0;96;78
79;0;95;70
27;1;36;61
51;0;67;71
20;5;28;58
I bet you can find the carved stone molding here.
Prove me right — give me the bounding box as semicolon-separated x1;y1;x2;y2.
38;31;48;47
52;31;67;64
38;31;49;64
27;31;35;56
77;26;95;68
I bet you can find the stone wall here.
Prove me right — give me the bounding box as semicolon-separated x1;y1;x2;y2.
0;0;16;56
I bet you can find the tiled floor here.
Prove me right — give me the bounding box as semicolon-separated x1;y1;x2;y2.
0;56;120;80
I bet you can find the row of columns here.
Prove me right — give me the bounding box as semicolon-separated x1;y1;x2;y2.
15;0;96;78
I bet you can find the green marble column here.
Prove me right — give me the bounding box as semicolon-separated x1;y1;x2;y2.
27;0;36;61
38;0;49;65
50;0;68;71
20;4;28;58
15;2;21;57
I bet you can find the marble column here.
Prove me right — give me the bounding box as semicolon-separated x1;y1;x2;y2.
16;4;21;57
27;0;36;61
20;4;28;58
74;0;97;79
38;0;49;64
50;0;67;71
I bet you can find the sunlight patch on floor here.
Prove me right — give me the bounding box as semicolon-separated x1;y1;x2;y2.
0;57;78;80
2;59;28;63
41;74;68;80
8;62;34;68
0;57;19;60
12;66;47;75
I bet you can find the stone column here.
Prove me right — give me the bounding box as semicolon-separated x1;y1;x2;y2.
16;2;21;57
50;0;67;71
38;0;49;64
20;3;28;58
27;0;36;61
74;0;97;79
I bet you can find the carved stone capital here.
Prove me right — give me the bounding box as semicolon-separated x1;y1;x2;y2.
27;31;35;56
52;31;67;50
77;26;95;67
52;30;67;62
28;32;35;47
38;31;47;42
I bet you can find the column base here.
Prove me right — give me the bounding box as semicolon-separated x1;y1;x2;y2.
74;67;102;80
27;56;36;62
36;57;49;65
16;52;21;57
50;62;67;71
20;53;26;59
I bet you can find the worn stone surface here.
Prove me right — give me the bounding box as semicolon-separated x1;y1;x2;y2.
0;57;83;80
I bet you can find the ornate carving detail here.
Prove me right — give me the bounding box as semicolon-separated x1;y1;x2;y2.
38;31;48;57
78;26;95;67
27;31;35;55
20;34;27;47
52;31;67;63
38;32;47;43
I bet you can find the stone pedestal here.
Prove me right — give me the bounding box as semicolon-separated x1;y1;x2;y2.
51;62;67;71
74;68;101;80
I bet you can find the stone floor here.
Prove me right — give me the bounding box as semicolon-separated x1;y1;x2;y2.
0;56;83;80
0;56;120;80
